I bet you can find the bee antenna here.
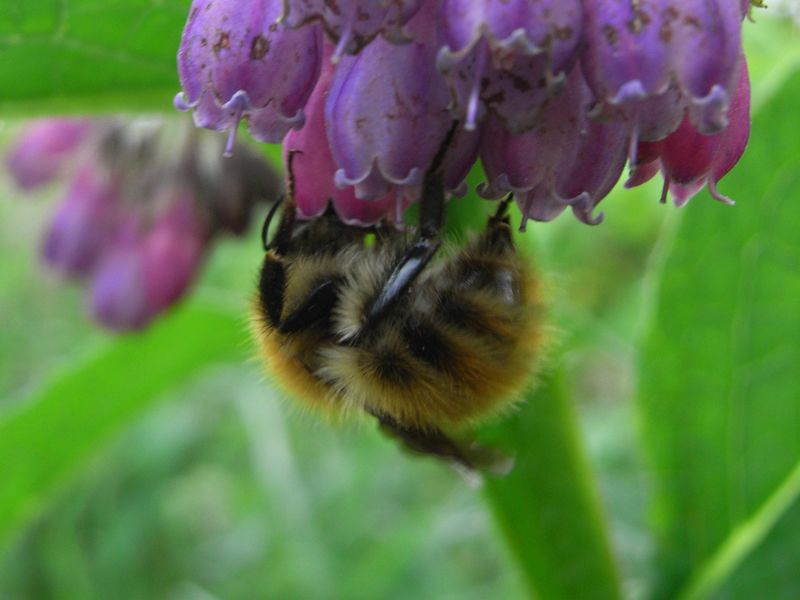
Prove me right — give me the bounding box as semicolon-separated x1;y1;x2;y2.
261;195;285;251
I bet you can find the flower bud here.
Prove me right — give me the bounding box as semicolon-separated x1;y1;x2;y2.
89;196;207;331
5;119;90;190
281;0;423;60
325;1;455;200
140;196;207;312
437;0;582;132
175;0;322;154
89;232;152;331
41;165;119;277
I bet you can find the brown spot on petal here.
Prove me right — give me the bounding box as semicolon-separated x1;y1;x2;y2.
628;8;651;34
250;35;270;60
554;26;574;41
213;31;231;55
603;25;618;48
509;74;532;93
660;6;679;42
484;90;506;106
683;15;702;29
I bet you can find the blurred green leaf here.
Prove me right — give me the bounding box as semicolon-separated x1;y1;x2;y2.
0;1;187;115
638;71;800;599
482;371;622;600
0;302;247;552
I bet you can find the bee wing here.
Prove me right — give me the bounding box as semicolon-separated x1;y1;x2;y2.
357;238;440;337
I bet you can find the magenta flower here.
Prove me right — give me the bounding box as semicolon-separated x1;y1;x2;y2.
175;0;322;154
581;0;745;168
627;59;750;206
165;0;754;230
5;119;91;190
90;194;208;331
284;42;401;225
7;118;280;332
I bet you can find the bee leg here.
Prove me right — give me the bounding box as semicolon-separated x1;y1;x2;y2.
419;119;460;240
481;193;516;251
355;122;460;337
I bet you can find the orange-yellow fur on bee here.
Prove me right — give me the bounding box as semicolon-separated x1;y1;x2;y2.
251;215;544;433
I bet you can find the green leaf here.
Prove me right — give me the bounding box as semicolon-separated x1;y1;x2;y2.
0;1;188;115
0;302;247;551
482;370;622;600
638;71;800;599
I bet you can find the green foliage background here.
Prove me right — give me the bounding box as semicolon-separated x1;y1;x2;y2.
2;4;800;599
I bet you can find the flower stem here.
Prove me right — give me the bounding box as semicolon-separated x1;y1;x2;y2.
481;368;622;600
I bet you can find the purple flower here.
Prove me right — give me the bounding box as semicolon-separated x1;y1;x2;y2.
581;0;745;160
7;117;280;332
141;195;208;312
89;230;151;332
175;0;322;154
89;194;208;332
437;0;582;132
325;1;455;200
167;0;756;229
42;164;120;277
5;119;91;190
670;0;744;134
281;0;423;61
627;59;751;206
284;42;402;225
479;68;628;227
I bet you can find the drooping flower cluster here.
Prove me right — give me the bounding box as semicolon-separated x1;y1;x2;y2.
5;118;281;331
176;0;756;227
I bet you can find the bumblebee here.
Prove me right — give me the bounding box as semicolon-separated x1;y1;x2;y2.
252;132;544;471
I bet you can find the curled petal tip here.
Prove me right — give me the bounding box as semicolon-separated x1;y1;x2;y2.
569;193;604;226
690;84;731;134
625;160;661;189
173;91;195;112
610;80;648;105
333;168;351;190
708;179;736;205
221;89;254;113
477;173;512;199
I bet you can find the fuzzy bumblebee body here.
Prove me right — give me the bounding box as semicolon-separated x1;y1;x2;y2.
252;134;543;469
254;208;542;424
